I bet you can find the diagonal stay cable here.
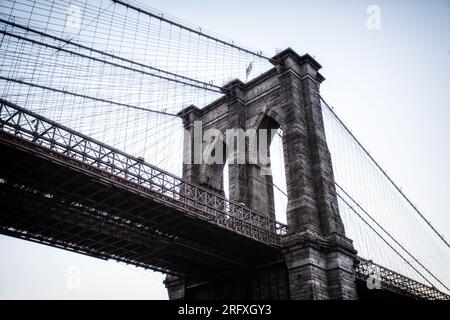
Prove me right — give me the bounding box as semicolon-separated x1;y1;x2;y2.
336;191;438;290
321;96;449;248
270;178;448;291
0;19;225;93
0;76;178;117
111;0;276;63
27;2;114;71
336;182;449;292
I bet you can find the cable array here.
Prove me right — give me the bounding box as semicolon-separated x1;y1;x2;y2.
321;98;449;294
0;0;272;174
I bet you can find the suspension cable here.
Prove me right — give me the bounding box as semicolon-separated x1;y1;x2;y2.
111;0;276;63
0;19;224;93
321;96;450;248
336;192;437;289
336;182;449;292
0;76;178;117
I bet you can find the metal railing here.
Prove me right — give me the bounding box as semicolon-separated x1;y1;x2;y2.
0;99;287;246
356;257;449;300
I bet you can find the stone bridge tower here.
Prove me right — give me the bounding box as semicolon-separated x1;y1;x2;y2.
166;48;358;300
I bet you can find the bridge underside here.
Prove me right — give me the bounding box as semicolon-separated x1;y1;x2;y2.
0;134;281;279
167;260;417;300
355;279;414;300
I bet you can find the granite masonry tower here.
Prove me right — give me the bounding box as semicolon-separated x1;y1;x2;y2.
165;48;358;300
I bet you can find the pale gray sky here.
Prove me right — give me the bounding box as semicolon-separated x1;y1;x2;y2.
1;0;449;299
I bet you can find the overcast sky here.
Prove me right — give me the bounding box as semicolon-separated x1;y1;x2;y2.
1;0;449;299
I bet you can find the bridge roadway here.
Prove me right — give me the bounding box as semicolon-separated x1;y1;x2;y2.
0;99;286;278
0;99;448;299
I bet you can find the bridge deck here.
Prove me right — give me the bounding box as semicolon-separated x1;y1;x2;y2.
0;99;284;277
0;135;285;276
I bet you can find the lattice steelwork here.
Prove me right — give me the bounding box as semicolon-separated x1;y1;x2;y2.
0;99;287;244
355;257;449;300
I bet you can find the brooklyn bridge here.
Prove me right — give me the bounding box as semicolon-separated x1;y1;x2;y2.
0;0;448;300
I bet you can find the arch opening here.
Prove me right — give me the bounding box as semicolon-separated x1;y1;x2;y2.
257;115;287;223
270;128;287;224
223;159;229;200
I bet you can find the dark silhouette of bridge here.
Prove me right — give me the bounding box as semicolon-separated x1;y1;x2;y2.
0;0;448;300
